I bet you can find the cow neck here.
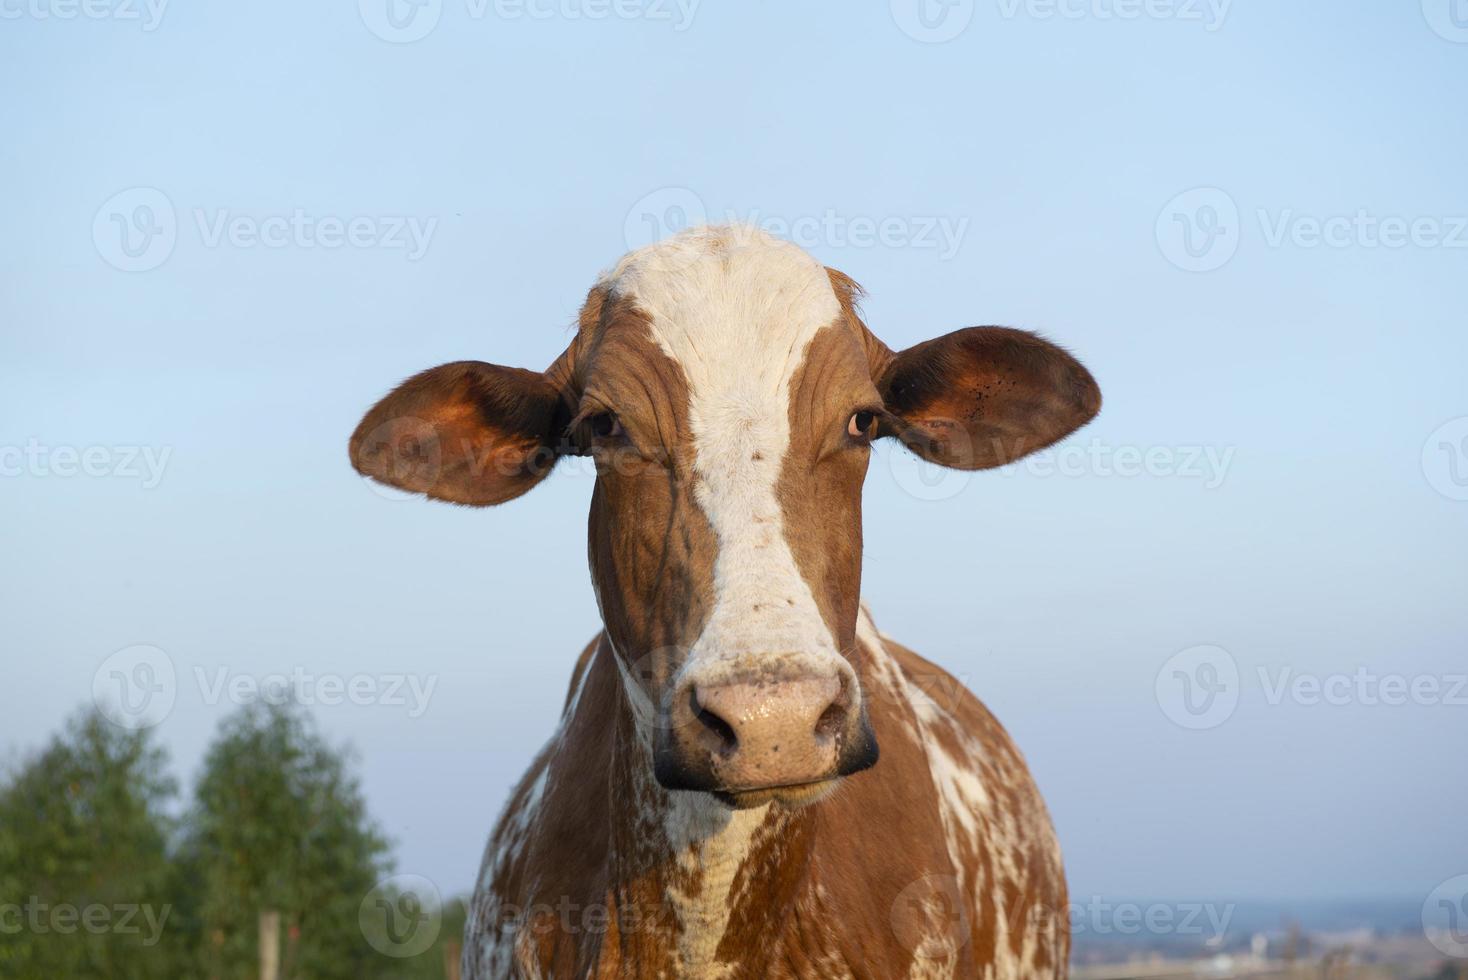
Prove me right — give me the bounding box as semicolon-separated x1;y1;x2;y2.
596;636;821;971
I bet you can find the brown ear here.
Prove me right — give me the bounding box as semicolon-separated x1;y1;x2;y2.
349;360;571;506
876;327;1100;470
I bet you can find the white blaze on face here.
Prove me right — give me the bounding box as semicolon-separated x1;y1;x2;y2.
600;225;854;693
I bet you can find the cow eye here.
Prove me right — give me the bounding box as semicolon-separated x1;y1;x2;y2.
847;410;878;441
589;412;624;440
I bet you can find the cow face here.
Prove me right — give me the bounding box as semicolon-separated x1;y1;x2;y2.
351;226;1099;809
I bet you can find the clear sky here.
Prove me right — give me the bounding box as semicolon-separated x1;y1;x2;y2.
3;0;1465;908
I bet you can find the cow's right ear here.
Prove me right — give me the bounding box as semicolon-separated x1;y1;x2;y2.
349;360;573;506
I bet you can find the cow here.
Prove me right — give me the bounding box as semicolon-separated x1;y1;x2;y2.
349;225;1100;979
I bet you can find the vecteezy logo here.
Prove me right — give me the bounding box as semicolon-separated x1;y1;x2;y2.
1155;187;1240;273
355;415;443;502
623;187;707;254
361;874;442;957
884;439;971;502
890;874;970;958
93;188;177;272
1422;0;1468;42
1155;644;1239;729
359;0;442;43
92;645;177;730
890;0;975;43
1422;417;1468;502
1424;875;1468;958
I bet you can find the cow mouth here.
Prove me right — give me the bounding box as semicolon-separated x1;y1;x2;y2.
654;712;881;807
711;777;844;810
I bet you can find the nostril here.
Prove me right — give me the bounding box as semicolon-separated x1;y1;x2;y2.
691;689;738;755
696;707;738;754
816;701;851;739
814;700;846;739
813;678;852;740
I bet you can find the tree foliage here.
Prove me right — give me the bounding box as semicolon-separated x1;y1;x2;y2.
179;698;392;980
0;709;181;979
1;699;465;979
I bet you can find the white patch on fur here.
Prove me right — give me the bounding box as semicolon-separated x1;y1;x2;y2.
662;795;770;978
608;674;774;977
857;608;985;877
600;225;854;696
600;227;857;973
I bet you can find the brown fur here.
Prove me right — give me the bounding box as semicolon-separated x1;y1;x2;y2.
467;628;1068;978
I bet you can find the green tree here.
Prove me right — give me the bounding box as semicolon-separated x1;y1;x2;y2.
0;707;181;979
181;697;391;980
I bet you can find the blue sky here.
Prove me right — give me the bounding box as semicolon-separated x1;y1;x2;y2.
3;1;1466;907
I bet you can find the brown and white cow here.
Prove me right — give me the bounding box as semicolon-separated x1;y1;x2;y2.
350;225;1100;979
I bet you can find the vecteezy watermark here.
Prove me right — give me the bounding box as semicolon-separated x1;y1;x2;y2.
93;187;177;272
1156;187;1241;273
92;645;439;727
996;0;1232;32
1422;0;1468;43
890;874;970;958
192;666;439;718
888;885;1234;955
0;899;172;946
1157;648;1467;730
0;439;171;488
1257;209;1468;251
0;0;168;30
735;207;968;261
998;439;1235;488
624;187;706;252
192;209;436;259
358;0;698;43
361;875;442;957
1155;645;1239;730
93;188;438;272
93;645;177;731
489;896;691;938
1157;188;1468;272
884;438;1236;503
1258;667;1468;708
874;669;976;717
890;0;975;43
1423;417;1468;502
1068;897;1235;942
624;188;971;260
1424;875;1468;958
358;0;442;42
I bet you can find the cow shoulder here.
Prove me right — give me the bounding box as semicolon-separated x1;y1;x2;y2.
861;614;1069;978
467;634;616;978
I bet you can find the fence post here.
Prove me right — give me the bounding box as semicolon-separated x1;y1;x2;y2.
443;938;462;980
259;908;281;980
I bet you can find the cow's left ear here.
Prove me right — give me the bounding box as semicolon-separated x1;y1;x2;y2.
875;327;1100;470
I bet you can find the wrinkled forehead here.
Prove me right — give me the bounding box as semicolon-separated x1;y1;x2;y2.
584;228;858;412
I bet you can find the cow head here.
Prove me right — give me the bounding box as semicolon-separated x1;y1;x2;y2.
351;226;1099;809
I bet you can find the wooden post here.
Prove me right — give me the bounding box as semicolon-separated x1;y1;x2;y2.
443;938;462;980
259;908;281;980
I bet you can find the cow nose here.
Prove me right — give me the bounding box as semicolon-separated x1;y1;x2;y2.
690;675;848;790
